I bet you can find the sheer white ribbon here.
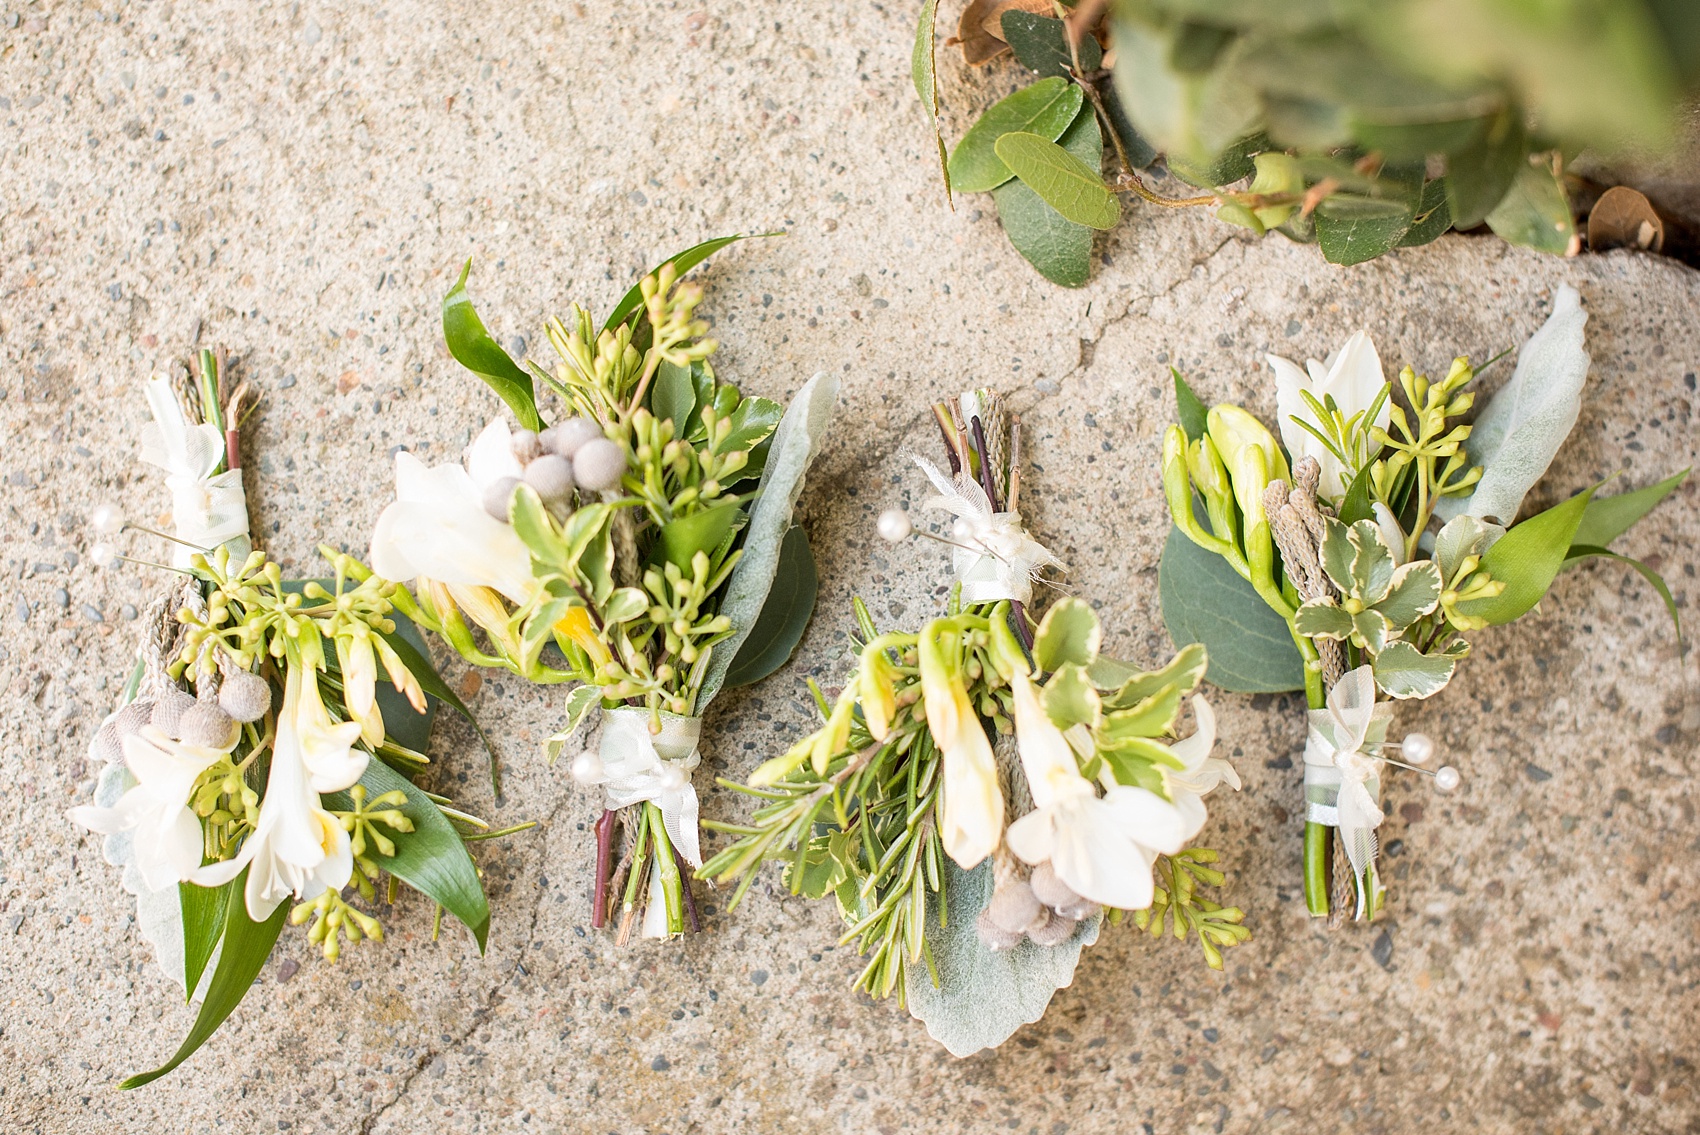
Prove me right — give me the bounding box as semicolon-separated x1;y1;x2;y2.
914;458;1061;605
1303;666;1392;919
139;377;251;569
584;707;704;870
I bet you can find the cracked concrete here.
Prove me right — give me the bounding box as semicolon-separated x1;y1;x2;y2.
2;3;1698;1134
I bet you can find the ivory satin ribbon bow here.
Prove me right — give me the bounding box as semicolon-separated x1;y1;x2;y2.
1303;666;1392;919
583;707;704;870
915;457;1061;605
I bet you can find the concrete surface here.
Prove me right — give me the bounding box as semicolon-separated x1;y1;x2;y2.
2;3;1697;1133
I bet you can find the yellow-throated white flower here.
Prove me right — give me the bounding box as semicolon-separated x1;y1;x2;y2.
919;625;1003;870
1161;695;1240;841
69;724;232;892
291;665;369;794
1005;671;1186;911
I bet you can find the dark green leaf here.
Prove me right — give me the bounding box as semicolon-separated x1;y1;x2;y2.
948;77;1084;194
377;624;497;796
912;0;952;199
1569;469;1688;550
655;501;743;572
651;360;696;428
1337;463;1378;524
1485;161;1575;255
121;868;288;1088
997;131;1119;228
993;106;1099;286
443;260;541;432
323;760;491;951
603;234;778;333
723;526;818;688
1459;486;1596;626
178;880;230;1002
1001;11;1102;78
1099;83;1157;169
1444;107;1527;229
1317;206;1410;265
1396;178;1453;247
1564;545;1682;641
1165;132;1266;189
1160;526;1304;693
1172;367;1208;441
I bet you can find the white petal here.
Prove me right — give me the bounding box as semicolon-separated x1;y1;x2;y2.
1012;671;1089;810
1050;797;1155;910
1170;789;1209;843
1099;786;1188;856
940;726;1003;870
1166;695;1217;772
465;419;524;490
1325;330;1387;426
1268;353;1314;470
1004;808;1057;866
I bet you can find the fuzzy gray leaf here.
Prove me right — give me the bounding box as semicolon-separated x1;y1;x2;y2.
697;372;839;709
904;859;1100;1058
1436;285;1589;527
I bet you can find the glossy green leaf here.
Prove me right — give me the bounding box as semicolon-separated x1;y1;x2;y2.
1569;469;1688;550
323;760;491;951
912;0;952;199
1443;107;1527;228
1458;485;1596;625
1172;367;1208;442
723;525;818;689
377;624;497;794
178;880;230;1002
1485;161;1575;254
994;107;1099;287
1002;11;1102;78
603;234;777;333
1092;642;1208;709
1033;597;1102;672
121;868;288;1088
1396;178;1453;247
1160;526;1305;693
996;131;1120;230
443;260;541;432
654;501;743;573
717;395;784;457
1337;462;1378;524
652;360;696;428
904;859;1099;1058
948;78;1083;194
1042;664;1101;729
602;587;650;624
1316;198;1412;265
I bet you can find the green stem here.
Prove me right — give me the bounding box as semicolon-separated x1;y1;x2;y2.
1304;822;1330;918
649;803;684;935
622;806;652;914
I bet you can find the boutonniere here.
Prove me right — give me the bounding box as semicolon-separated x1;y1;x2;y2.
74;350;505;1087
703;390;1247;1056
1158;285;1686;922
365;236;838;941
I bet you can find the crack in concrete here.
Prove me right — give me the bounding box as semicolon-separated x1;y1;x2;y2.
357;787;576;1135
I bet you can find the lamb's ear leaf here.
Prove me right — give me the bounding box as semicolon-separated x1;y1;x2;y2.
904;858;1100;1057
443;260;542;432
121;869;288;1089
697;372;839;710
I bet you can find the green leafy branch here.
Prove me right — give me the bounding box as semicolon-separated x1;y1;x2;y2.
1131;849;1249;970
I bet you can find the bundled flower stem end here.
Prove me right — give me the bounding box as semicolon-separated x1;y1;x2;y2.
702;390;1246;1050
73;359;504;1088
1160;286;1686;925
367;239;837;944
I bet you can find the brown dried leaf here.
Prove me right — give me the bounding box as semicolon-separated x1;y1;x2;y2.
1587;185;1664;252
955;0;1051;64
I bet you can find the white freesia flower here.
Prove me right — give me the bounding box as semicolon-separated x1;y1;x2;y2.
1161;695;1239;841
68;725;231;892
1268;330;1390;500
369;419;537;606
194;668;355;921
920;630;1003;869
290;665;369;793
1005;671;1187;911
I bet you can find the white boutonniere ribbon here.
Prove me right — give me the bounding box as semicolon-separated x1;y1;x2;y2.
1303;666;1393;919
139;377;251;569
914;458;1060;605
583;707;704;871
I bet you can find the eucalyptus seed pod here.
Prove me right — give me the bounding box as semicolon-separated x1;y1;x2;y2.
219;667;272;723
1028;860;1080;910
93;700;155;764
179;697;238;750
523;453;576;504
510;428;543;466
975;907;1025;952
572;437;626;492
985;878;1043;934
1026;907;1077;947
482;475;521;522
546;417;603;459
150;686;198;740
